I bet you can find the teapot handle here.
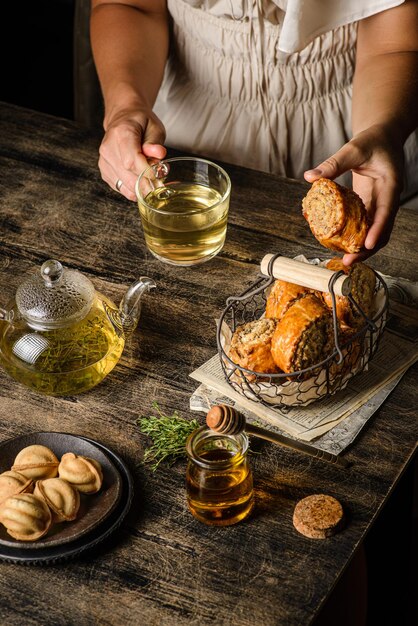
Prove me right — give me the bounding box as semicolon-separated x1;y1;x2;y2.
0;308;13;322
119;277;156;336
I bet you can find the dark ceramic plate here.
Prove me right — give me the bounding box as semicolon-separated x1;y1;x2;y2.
0;434;134;564
0;433;123;549
0;433;122;550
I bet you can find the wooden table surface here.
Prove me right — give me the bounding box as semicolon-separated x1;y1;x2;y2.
0;101;416;626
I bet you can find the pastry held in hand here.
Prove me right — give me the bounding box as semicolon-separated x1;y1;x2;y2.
266;280;310;321
228;318;280;378
0;493;52;541
34;477;80;522
271;294;333;374
302;178;369;253
320;258;376;329
58;453;103;494
12;445;59;480
0;470;33;504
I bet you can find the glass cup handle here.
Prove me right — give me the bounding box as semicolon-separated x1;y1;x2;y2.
135;161;169;201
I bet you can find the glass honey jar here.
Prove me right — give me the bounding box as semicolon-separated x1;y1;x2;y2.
185;426;254;526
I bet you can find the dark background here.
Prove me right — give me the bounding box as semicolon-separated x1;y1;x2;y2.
1;0;75;120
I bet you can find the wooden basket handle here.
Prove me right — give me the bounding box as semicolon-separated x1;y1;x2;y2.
260;255;351;296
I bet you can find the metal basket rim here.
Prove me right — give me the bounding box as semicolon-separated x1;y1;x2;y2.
216;265;389;380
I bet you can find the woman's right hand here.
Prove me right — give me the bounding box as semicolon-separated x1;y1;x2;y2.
98;104;167;201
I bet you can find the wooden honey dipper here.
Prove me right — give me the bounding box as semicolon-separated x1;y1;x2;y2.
206;405;351;469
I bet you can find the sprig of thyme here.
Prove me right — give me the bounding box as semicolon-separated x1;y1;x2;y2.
137;401;200;471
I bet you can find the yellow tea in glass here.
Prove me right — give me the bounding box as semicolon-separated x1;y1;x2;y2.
135;157;231;266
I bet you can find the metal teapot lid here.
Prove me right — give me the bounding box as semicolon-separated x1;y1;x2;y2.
16;260;95;328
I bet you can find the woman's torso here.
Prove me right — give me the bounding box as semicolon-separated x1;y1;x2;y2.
154;0;356;182
153;0;418;197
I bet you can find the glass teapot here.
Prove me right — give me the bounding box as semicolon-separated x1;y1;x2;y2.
0;260;156;396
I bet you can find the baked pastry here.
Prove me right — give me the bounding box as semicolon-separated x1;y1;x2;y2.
302;178;369;253
58;453;103;494
0;470;33;504
320;258;376;329
12;445;59;480
0;493;52;541
34;477;80;522
228;318;280;376
271;294;333;374
266;280;310;321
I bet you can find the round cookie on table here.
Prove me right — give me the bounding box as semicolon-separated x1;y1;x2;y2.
293;494;345;539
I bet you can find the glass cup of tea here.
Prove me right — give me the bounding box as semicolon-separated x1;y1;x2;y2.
135;157;231;266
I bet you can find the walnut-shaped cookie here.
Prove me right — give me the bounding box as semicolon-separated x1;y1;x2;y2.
58;453;103;494
34;477;80;522
12;445;59;480
0;493;52;541
0;470;33;504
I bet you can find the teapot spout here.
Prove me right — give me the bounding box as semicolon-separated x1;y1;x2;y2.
119;277;156;336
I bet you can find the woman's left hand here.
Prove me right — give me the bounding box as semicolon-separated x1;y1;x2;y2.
304;124;404;265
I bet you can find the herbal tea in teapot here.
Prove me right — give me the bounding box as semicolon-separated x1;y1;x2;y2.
0;260;155;396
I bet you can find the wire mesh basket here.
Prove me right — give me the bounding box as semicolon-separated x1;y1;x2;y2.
216;254;389;410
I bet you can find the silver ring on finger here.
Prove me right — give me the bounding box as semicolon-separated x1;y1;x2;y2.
116;179;123;192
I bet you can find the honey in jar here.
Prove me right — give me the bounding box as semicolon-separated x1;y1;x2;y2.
185;426;254;526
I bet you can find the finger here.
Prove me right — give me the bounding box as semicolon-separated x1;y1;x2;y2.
342;250;372;266
343;186;397;264
140;118;166;161
364;182;398;251
99;128;148;195
99;155;137;201
364;211;394;251
142;114;166;144
352;172;373;211
100;153;140;199
142;142;167;160
116;129;151;179
304;141;367;182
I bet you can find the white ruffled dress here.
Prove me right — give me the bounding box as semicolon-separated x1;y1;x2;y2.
154;0;418;195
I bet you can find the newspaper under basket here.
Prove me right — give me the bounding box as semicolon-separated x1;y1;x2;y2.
216;254;389;409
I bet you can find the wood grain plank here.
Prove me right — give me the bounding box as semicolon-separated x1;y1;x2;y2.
0;102;416;626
